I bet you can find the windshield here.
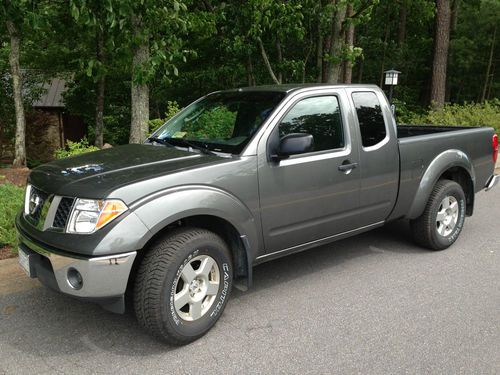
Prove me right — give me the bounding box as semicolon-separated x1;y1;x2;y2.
151;91;286;154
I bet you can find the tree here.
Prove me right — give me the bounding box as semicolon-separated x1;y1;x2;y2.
69;0;118;148
243;0;305;85
2;2;27;167
316;0;377;84
343;4;355;83
120;0;190;144
430;0;451;108
129;13;150;143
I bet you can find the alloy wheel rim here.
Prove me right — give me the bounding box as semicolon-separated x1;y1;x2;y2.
173;254;220;321
436;195;459;237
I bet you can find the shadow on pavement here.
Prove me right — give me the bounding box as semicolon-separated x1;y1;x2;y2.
0;219;426;357
240;219;424;295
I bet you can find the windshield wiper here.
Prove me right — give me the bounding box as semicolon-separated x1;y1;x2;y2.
147;136;174;147
173;139;218;156
148;136;218;156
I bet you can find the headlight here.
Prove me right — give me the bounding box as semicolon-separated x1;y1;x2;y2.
67;198;128;234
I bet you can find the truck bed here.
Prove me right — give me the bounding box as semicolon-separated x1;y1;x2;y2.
397;125;471;138
388;125;495;221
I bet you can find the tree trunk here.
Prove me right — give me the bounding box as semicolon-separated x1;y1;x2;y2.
321;0;334;83
246;54;256;86
129;16;150;144
379;3;391;87
275;37;283;84
95;28;105;148
398;2;407;47
357;57;364;83
257;37;280;85
95;75;105;147
6;21;26;168
343;4;355;84
450;0;459;33
481;25;496;102
302;37;313;83
446;0;459;101
486;63;495;100
430;0;451;108
326;2;347;83
316;22;323;83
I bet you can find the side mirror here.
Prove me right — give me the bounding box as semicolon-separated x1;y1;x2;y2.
271;133;314;161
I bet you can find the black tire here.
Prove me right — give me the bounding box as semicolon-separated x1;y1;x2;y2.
410;179;466;250
134;227;233;345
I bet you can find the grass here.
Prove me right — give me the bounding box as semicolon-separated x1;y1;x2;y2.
0;182;24;250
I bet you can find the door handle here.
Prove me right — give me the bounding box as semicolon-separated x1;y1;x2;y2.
338;161;358;172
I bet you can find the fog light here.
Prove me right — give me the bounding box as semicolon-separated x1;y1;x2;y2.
67;268;83;290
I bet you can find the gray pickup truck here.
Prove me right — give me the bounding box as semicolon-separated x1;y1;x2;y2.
16;84;498;344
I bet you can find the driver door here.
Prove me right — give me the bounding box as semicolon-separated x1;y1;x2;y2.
257;90;361;254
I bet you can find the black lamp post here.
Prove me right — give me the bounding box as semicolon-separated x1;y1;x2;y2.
384;69;401;104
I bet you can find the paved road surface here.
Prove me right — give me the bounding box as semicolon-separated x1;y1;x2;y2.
1;188;499;374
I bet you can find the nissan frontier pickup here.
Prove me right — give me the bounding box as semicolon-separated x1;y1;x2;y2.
16;84;499;344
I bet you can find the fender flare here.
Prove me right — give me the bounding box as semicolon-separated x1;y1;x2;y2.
131;185;259;277
407;149;475;219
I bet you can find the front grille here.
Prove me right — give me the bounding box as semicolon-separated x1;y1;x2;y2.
53;197;75;229
27;186;48;225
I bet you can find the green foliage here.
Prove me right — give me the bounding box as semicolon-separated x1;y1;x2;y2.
54;139;100;159
165;100;182;120
148;119;165;134
26;157;44;169
1;0;499;160
183;107;237;139
448;0;500;102
399;100;500;133
0;183;24;248
102;114;130;145
148;101;182;133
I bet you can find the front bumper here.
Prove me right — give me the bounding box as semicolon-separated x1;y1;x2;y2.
485;174;499;191
17;228;136;313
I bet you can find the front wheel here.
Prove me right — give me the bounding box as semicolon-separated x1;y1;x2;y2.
410;179;466;250
134;228;233;345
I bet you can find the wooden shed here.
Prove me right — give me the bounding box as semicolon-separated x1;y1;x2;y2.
26;78;86;163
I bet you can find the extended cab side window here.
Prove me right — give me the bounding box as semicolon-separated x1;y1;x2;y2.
279;96;344;152
352;92;386;148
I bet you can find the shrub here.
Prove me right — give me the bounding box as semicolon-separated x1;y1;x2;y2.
27;157;44;169
148;101;181;134
0;183;24;249
103;114;130;145
148;118;166;134
398;100;500;133
54;139;99;159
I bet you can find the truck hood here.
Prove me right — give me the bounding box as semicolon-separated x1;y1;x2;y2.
29;144;229;198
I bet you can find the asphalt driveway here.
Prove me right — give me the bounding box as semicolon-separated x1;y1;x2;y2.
1;188;499;374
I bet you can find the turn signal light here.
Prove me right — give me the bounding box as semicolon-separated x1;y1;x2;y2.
96;200;128;230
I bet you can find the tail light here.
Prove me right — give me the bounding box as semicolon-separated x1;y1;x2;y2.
493;134;498;163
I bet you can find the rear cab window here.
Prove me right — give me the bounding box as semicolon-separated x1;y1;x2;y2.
352;92;387;148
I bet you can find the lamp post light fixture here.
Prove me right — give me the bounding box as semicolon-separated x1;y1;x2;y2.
384;69;401;105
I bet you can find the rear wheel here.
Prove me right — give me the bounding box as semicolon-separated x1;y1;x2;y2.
410;179;466;250
134;228;233;345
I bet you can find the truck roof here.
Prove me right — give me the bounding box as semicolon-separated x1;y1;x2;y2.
220;83;381;94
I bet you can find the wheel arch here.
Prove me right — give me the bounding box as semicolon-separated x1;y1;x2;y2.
438;166;474;216
407;150;475;219
128;186;258;292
